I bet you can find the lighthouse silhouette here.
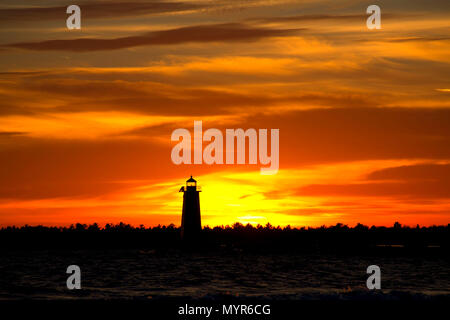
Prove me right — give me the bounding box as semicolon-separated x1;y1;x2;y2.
179;176;202;240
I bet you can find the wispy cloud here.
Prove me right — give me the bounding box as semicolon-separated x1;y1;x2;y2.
298;163;450;199
3;23;302;52
0;1;204;24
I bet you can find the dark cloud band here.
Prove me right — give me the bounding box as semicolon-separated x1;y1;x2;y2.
3;23;302;52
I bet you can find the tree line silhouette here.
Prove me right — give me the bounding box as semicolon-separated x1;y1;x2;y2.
1;222;448;252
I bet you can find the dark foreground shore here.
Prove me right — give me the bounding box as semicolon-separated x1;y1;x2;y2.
1;223;448;252
0;224;448;319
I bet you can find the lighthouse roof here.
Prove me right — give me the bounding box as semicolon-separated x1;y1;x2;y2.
187;175;196;183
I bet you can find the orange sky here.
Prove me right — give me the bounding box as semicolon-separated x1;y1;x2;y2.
0;0;449;227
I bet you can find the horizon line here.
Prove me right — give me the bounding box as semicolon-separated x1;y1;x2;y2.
2;221;449;230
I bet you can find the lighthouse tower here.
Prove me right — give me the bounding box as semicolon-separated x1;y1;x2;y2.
179;176;202;240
